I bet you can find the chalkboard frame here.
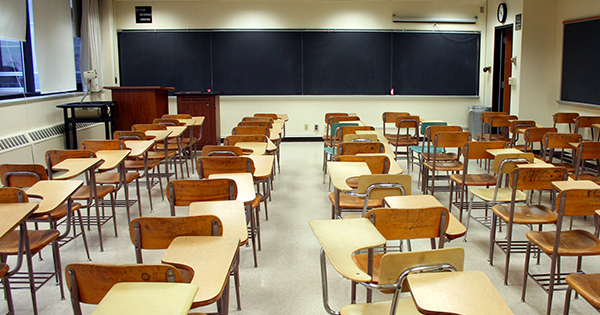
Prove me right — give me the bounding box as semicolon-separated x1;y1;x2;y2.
118;29;481;96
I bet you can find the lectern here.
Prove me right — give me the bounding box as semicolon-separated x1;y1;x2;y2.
107;86;174;131
175;92;220;146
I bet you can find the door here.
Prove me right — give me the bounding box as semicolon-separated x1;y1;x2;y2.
492;25;513;114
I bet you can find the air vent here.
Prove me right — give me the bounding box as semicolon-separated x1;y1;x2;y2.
0;134;29;152
28;125;65;142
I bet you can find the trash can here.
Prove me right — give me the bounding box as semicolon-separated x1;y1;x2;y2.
468;106;491;138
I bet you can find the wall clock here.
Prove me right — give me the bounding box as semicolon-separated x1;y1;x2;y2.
497;3;507;23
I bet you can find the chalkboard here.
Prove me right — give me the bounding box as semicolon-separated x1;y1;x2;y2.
303;32;391;95
392;32;480;95
118;31;212;93
212;31;302;95
118;30;480;96
561;17;600;106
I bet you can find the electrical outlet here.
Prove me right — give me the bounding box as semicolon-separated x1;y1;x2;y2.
314;124;318;131
304;124;308;131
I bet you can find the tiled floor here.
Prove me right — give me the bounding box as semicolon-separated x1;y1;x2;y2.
3;141;599;314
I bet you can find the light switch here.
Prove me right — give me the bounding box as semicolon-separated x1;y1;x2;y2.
508;77;517;85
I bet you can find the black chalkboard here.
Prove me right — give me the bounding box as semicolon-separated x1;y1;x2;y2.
561;17;600;106
212;31;302;95
392;32;480;95
118;30;480;96
303;32;391;95
118;31;212;93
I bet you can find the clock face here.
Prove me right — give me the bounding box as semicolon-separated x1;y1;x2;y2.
497;3;507;23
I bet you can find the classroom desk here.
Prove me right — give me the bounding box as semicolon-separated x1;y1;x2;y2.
145;130;176;180
162;236;239;312
96;149;137;220
178;117;204;173
407;271;513;315
0;203;39;241
328;161;372;218
235;142;267;156
166;126;189;177
277;114;288;138
96;150;130;171
249;155;275;179
552;180;600;191
189;200;248;245
383;195;466;240
486;148;525;156
91;282;198;315
208;173;260;267
124;140;155;158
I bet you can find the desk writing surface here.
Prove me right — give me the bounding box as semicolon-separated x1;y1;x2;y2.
552;180;600;191
26;180;83;216
355;130;388;144
0;203;39;241
52;158;103;180
310;218;386;283
124;140;154;158
486;148;523;156
96;150;130;171
235;142;267;156
191;116;205;126
91;282;198;315
189;200;248;245
249;155;274;179
162;236;238;307
208;173;255;204
327;162;371;192
278;114;288;121
145;130;172;142
166;126;187;137
408;271;513;315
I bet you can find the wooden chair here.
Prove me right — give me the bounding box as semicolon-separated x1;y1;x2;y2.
390;115;419;169
132;124;181;180
509;119;536;147
329;173;411;219
81;139;142;223
407;121;448;173
45;149;117;250
465;153;534;240
328;248;464;315
224;134;268;147
417;125;462;185
336;155;390;188
490;166;567;285
152;118;184;126
522;186;600;315
575;116;600;141
131;123;166;133
0;187;63;314
201;145;244;157
521;127;557;158
381;112;410;142
337;141;384;156
350;208;451;303
0;164;90;260
542;132;582;172
571;141;600;184
478;112;503;141
167;178;237;216
65;263;199;315
161;115;199;167
564;272;600;314
323;120;361;173
489;114;518;142
552;112;579;133
449;141;505;217
422;131;471;196
197;156;255;179
342;133;378;142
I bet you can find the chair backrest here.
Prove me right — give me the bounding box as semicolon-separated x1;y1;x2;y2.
153;118;184;126
378;247;465;288
510;166;568;192
201;145;243;157
492;153;534;174
509;120;536;134
168;178;237;207
254;113;278;120
132;124;166;132
573;141;600;178
395;115;420;129
330;122;359;138
337;125;374;139
543;132;582;150
113;130;148;141
337;142;384;156
224;135;268;146
328;115;359;125
197;156;255;178
232;126;269;136
357;174;411;197
575;116;600;129
0;164;47;188
130;215;223;263
65;263;183;309
553;112;579;125
463;141;505;161
524;127;557;147
336;155;390;174
382;112;410;135
163;114;192;119
45;150;96;171
80;140;125;152
481;111;503;124
420;121;448;135
242;116;274;123
325;113;349;124
342;134;378;142
555;187;600;218
432;131;471;149
490;114;518;128
425;125;462;139
366;207;449;248
238;121;272;128
0;187;29;203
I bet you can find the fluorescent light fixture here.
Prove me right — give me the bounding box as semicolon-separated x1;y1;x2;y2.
392;15;477;24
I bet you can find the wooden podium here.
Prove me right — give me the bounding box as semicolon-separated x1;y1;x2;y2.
107;86;174;131
175;92;220;146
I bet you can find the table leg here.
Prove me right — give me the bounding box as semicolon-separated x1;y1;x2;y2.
334;187;340;219
246;203;258;268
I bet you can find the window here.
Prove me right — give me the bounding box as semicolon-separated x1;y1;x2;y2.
0;39;25;97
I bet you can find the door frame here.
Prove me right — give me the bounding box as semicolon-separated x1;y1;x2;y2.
491;25;513;114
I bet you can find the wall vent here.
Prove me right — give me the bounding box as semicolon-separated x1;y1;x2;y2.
0;134;29;152
0;122;101;154
28;124;65;142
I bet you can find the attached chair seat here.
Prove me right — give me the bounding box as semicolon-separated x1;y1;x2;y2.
340;297;422;315
0;229;60;254
31;202;82;221
526;230;600;256
492;204;557;225
353;253;384;283
71;185;115;200
566;273;600;309
123;159;162;170
423;160;463;172
420;152;456;161
449;173;496;186
95;171;140;184
328;193;383;209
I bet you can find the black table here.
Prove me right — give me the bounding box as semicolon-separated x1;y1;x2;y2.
57;101;116;149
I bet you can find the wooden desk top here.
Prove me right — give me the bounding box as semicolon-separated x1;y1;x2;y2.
356;151;403;175
91;282;198;315
124;140;155;158
383;195;466;239
208;173;256;204
327;162;371;192
178;117;204;127
552;180;600;191
145;130;172;142
310;218;386;282
166;126;187;138
355;130;388;144
52;157;103;180
96;150;130;171
408;271;513;315
278;114;288;121
26;180;83;215
162;236;238;307
0;202;39;241
191;116;205;126
249;155;274;179
189;200;248;245
235;142;267;156
486;148;523;156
